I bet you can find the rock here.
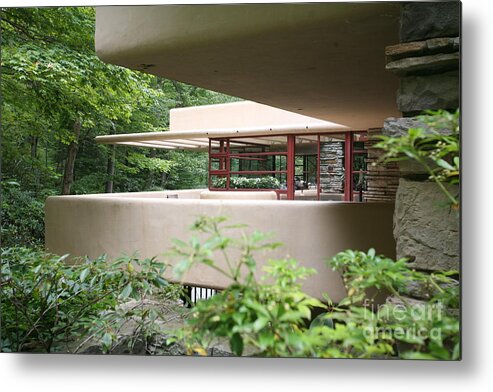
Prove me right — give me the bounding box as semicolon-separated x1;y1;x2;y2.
403;277;459;300
148;337;187;356
397;70;459;114
426;37;459;53
382;116;455;177
383;116;456;137
320;141;344;193
393;178;459;271
385;295;428;309
386;52;459;76
110;336;147;355
385;37;459;61
400;2;461;43
386;41;427;60
210;347;236;357
382;117;429;138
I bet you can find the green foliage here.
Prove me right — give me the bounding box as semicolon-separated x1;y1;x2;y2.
1;7;239;245
163;151;209;190
168;217;459;359
0;247;179;353
168;216;325;356
1;181;45;248
375;109;459;208
212;176;281;189
325;249;460;359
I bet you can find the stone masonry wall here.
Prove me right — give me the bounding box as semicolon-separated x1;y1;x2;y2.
319;141;344;194
364;128;399;202
386;1;460;117
383;2;460;275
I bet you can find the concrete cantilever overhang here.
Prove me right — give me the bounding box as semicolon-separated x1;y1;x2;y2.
95;3;401;129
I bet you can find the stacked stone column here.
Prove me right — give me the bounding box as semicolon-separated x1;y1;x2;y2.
383;2;460;287
319;141;344;195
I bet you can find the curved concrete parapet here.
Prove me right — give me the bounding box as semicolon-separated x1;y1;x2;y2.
45;190;395;301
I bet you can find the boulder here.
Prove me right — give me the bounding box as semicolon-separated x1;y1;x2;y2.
400;2;461;43
393;178;459;271
397;70;459;114
382;116;453;178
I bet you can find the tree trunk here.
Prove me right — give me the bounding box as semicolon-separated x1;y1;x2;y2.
145;149;156;189
105;122;116;193
30;136;38;160
105;144;115;193
61;119;81;195
161;172;168;189
31;135;40;194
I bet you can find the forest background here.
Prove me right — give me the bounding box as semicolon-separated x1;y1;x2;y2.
0;7;239;248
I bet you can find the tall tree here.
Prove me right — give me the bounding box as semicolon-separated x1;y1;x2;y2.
1;7;240;245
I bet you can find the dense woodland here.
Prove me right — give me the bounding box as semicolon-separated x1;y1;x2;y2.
0;7;238;248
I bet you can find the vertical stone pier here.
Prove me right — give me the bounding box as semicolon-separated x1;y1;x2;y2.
319;141;344;194
383;1;460;275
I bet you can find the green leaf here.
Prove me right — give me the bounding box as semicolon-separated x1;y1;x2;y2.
153;276;168;287
252;317;269;331
120;283;132;299
452;342;461;360
79;267;90;282
229;333;244;356
400;351;437;360
436;159;454;171
102;332;113;351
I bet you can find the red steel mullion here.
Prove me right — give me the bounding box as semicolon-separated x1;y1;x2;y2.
229;151;287;157
208;139;212;190
224;170;288;175
226;139;231;190
211;188;285;192
344;132;354;202
232;157;266;162
209;170;229;175
219;141;225;171
210;153;228;157
287;135;295;200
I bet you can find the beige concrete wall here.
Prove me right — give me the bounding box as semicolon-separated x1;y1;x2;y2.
200;190;278;200
170;101;344;132
45;191;395;301
82;189;206;199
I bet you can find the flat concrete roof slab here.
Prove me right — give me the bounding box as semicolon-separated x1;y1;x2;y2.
96;3;401;129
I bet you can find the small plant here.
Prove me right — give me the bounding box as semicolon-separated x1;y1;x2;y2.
375;109;459;209
168;216;325;356
0;247;179;353
212;176;280;189
0;181;45;248
325;249;460;359
168;217;460;359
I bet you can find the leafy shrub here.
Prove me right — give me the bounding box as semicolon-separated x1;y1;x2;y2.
1;182;45;248
325;250;460;359
163;151;209;190
168;216;460;359
375;109;459;208
0;247;179;353
168;216;325;356
212;176;280;189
